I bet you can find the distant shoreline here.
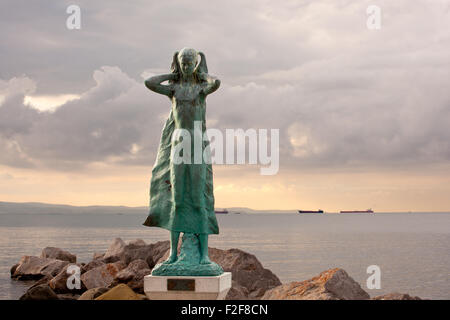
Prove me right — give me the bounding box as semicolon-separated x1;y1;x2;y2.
1;201;450;215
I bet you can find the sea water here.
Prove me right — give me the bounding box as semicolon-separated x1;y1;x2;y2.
0;212;449;299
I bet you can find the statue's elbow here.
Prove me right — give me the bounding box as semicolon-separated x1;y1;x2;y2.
215;79;221;89
145;79;155;90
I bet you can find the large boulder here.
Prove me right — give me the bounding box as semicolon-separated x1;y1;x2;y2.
128;239;146;246
41;247;76;263
11;256;69;280
19;284;58;300
78;287;109;300
49;264;84;293
81;259;105;273
80;261;125;290
372;292;421;300
209;248;281;299
226;281;250;300
112;259;151;293
10;263;19;276
93;252;105;260
95;284;145;300
116;242;156;266
28;274;54;289
102;238;127;262
262;268;370;300
147;241;171;268
102;238;169;268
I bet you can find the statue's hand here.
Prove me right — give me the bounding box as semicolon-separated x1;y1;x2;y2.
197;72;208;81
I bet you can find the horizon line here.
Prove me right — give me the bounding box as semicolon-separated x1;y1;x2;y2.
1;200;450;213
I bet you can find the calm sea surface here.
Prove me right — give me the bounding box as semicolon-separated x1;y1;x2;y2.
0;212;449;300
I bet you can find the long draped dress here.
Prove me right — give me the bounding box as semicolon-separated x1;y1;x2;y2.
143;82;219;234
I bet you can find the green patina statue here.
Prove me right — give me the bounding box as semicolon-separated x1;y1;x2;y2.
143;48;223;276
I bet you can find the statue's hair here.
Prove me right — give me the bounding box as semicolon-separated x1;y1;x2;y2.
170;48;208;84
179;47;198;62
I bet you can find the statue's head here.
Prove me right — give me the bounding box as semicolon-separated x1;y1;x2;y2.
178;47;198;76
170;48;208;83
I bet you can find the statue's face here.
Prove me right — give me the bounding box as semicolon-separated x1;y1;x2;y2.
179;53;197;76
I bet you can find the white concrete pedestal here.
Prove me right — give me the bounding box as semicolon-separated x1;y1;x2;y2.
144;272;232;300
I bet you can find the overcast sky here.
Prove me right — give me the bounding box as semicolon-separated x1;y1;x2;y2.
1;0;450;211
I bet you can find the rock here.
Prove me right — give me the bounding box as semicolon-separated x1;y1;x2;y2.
226;281;250;300
128;239;146;246
57;293;80;300
102;238;126;263
19;284;58;300
262;268;370;300
208;248;281;299
93;252;105;260
113;259;151;294
102;238;170;267
95;284;144;300
49;264;84;293
323;268;370;300
12;256;69;280
119;243;154;266
41;247;76;263
78;287;109;300
29;274;53;289
372;292;421;300
80;261;125;290
81;259;105;273
146;241;171;268
114;259;149;282
10;263;19;276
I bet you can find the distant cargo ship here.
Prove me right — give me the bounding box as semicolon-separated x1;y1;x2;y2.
214;208;229;214
298;209;324;214
340;209;374;213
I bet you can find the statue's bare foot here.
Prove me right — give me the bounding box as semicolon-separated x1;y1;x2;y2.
162;253;178;264
199;256;212;265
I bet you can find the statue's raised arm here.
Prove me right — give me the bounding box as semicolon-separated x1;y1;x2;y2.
144;52;181;97
196;52;221;95
201;73;221;95
144;73;176;97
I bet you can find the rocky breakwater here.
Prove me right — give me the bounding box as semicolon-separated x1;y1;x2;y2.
11;238;421;300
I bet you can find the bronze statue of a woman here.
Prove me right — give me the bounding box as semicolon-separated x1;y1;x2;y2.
143;48;223;276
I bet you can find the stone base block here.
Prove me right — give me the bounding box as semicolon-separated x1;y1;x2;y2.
144;272;232;300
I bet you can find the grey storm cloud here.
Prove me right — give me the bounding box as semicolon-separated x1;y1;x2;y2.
0;0;449;171
0;67;170;170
